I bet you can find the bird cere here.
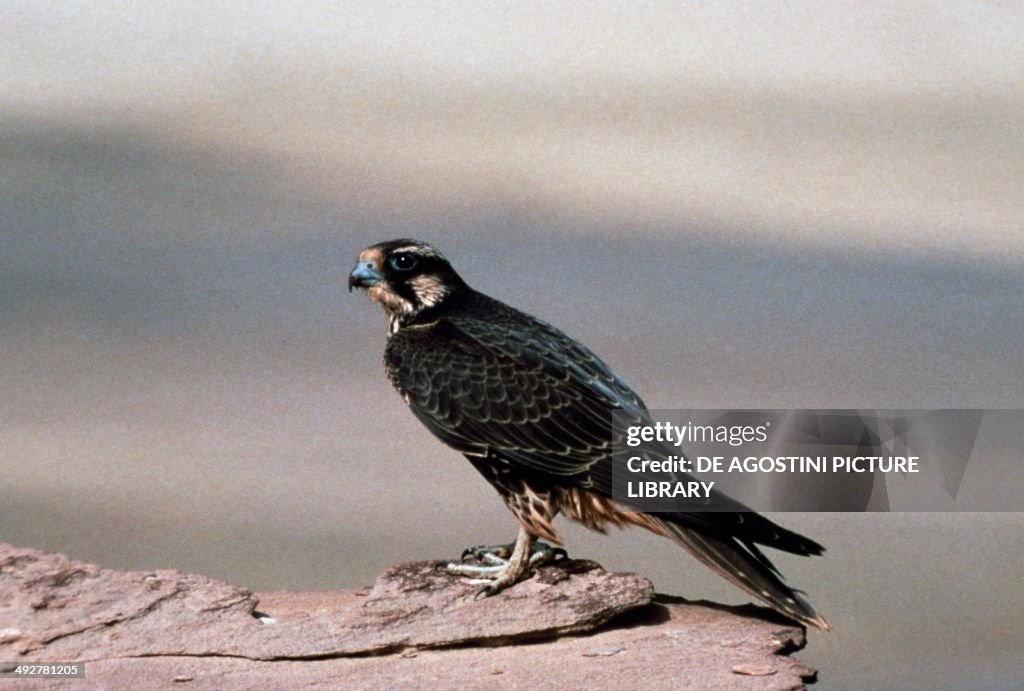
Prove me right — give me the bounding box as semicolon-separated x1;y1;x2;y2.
350;239;831;631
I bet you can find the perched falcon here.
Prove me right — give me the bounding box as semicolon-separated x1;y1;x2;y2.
350;239;829;630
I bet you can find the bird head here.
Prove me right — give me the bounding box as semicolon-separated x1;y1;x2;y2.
349;239;467;325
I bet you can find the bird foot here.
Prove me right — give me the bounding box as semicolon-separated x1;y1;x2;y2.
446;541;567;597
457;541;568;567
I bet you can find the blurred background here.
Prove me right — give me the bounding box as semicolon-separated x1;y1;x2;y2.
2;3;1023;688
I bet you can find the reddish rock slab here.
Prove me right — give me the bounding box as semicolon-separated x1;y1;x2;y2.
0;544;652;661
1;543;815;689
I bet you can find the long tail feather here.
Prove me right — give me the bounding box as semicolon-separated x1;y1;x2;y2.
652;515;831;631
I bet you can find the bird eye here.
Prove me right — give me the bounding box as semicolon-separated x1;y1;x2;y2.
389;253;418;271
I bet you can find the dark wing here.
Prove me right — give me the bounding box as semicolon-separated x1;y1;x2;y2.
385;300;818;551
385;316;618;476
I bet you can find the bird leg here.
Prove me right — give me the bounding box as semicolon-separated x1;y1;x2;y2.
445;526;566;597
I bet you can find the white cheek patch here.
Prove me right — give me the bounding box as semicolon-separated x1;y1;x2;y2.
408;274;451;309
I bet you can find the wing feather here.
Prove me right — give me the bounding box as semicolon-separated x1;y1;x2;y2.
385;303;676;484
385;297;824;557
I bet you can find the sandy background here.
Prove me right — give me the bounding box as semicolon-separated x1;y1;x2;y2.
3;3;1024;688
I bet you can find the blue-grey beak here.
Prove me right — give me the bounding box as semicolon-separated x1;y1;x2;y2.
349;261;384;292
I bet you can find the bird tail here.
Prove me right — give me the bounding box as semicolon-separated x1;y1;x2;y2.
650;515;831;631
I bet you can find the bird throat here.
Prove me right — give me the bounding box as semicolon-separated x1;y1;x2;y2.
372;275;453;335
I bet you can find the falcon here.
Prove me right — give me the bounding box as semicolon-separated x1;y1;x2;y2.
349;239;830;630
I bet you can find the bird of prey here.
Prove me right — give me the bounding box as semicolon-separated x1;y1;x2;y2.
349;239;830;630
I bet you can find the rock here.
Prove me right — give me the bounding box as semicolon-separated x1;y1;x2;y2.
0;544;815;689
0;545;650;660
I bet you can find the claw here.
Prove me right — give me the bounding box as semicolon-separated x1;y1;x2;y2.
460;543;514;562
540;546;568;562
446;529;570;597
458;541;565;567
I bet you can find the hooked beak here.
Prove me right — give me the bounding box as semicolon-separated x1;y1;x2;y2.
348;261;384;292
